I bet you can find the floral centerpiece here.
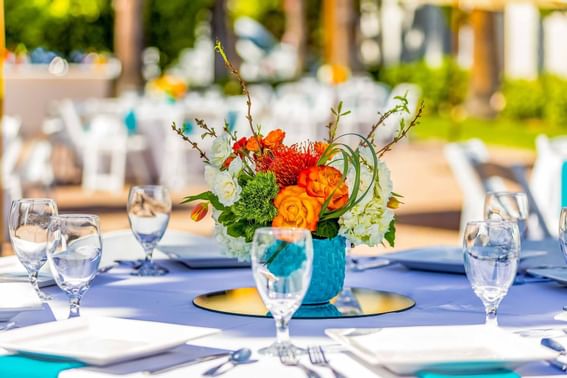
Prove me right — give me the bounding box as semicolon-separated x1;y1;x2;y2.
172;42;423;304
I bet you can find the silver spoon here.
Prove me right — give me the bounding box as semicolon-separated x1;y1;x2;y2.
202;348;252;376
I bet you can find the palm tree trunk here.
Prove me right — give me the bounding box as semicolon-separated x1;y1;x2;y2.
114;0;144;94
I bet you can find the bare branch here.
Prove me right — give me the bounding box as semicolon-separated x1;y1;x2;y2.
171;122;210;162
377;101;424;157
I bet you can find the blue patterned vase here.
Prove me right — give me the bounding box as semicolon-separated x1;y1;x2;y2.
303;236;346;305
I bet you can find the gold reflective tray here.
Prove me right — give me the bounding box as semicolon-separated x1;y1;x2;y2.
193;287;415;319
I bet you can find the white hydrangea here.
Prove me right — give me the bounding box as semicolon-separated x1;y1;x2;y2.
228;156;243;176
212;170;241;206
210;134;233;168
339;201;394;247
214;222;251;261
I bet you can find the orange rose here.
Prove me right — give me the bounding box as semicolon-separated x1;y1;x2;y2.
272;186;322;231
263;129;285;149
246;136;262;152
298;166;349;210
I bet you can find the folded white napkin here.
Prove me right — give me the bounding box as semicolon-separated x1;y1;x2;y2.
0;282;43;321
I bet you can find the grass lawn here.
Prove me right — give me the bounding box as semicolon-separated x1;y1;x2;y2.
411;115;566;150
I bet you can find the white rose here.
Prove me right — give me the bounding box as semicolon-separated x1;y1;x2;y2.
204;164;219;187
212;170;241;206
210;134;233;168
228;156;243;176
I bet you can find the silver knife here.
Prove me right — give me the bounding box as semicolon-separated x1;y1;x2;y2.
144;352;230;375
541;338;567;372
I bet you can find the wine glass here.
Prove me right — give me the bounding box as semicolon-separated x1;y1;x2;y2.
251;227;313;356
127;185;172;276
9;198;58;301
463;220;520;327
484;192;528;239
46;214;102;318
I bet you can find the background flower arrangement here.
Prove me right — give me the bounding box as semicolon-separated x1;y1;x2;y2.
172;42;424;260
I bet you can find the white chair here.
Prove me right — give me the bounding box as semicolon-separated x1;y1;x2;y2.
445;138;550;240
530;134;567;237
58;99;148;193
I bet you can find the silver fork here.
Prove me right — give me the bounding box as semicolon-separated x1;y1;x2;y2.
279;348;322;378
307;346;347;378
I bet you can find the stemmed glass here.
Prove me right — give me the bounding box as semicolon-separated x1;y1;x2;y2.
251;227;313;356
559;208;567;311
484;192;528;239
46;214;102;318
9;198;58;301
463;220;520;327
127;185;172;276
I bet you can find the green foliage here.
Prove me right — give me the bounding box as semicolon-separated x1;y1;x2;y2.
542;74;567;127
501;79;545;120
384;219;396;247
5;0;113;56
380;58;468;114
314;219;339;239
501;75;567;127
232;172;279;224
143;0;212;69
182;191;224;210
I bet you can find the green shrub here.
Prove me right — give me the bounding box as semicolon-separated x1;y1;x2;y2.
542;74;567;127
501;79;544;120
380;58;469;114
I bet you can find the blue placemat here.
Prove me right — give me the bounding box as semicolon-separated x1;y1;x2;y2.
0;355;84;378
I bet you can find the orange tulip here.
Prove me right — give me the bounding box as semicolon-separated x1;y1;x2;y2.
272;186;321;231
191;203;208;222
298;166;349;210
263;129;285;149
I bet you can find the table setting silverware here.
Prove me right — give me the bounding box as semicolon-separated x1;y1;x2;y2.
541;337;567;371
350;258;394;272
279;348;321;378
144;352;232;375
307;345;347;378
202;348;254;376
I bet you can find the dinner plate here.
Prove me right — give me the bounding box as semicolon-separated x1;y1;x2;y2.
0;317;219;366
0;283;43;321
526;267;567;286
326;325;557;375
158;243;249;269
387;246;549;274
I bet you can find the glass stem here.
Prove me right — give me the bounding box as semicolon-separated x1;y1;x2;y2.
275;317;290;345
69;295;81;318
144;247;154;266
29;271;40;295
485;306;498;327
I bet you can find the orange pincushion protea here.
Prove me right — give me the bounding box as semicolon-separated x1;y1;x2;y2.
272;186;322;231
256;142;324;188
298;166;349;211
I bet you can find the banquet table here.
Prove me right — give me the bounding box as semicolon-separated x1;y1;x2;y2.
3;241;567;378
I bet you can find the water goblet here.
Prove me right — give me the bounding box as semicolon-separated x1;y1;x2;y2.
463;220;520;327
251;227;313;356
484;192;528;239
47;214;102;318
127;185;172;276
9;198;58;301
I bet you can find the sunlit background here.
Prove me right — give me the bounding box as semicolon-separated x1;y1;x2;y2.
3;0;567;253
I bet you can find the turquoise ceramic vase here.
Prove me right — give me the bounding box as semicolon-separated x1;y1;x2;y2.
303;236;346;305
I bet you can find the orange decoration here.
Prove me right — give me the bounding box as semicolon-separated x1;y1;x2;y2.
232;137;247;155
298;166;349;210
246;136;262;152
272;186;322;231
263;129;285;149
191;203;208;222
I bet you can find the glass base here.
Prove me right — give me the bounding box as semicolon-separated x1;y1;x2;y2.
258;341;305;357
131;261;169;277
